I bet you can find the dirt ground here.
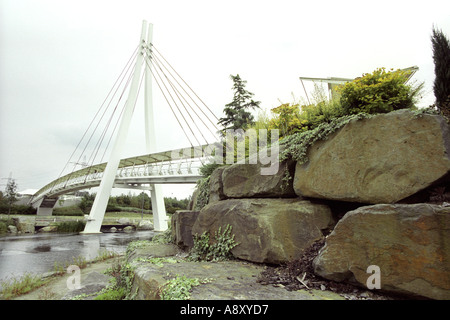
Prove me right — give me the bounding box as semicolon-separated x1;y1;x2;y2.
256;239;408;300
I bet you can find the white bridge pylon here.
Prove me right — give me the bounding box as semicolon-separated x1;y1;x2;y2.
70;19;205;234
82;20;164;233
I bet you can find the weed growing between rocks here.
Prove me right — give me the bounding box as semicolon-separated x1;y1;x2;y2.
151;225;175;244
188;224;238;262
100;258;136;300
158;274;213;300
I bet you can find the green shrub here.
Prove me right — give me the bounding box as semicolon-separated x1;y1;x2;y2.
0;203;36;215
56;220;86;232
299;98;345;129
268;103;309;138
338;67;423;115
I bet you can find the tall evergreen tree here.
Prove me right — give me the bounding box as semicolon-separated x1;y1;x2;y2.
5;178;17;219
218;74;261;131
431;26;450;120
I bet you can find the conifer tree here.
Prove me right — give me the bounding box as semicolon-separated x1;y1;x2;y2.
218;74;261;132
431;26;450;120
5;178;17;219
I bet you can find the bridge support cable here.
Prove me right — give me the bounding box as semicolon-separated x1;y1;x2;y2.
151;45;220;131
84;63;146;182
144;56;200;148
51;45;140;193
75;51;140;183
144;45;220;147
148;51;214;145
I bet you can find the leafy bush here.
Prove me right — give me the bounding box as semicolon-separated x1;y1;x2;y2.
299;98;345;129
268;103;309;137
338;67;423;115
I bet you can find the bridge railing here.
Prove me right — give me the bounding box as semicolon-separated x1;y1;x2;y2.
32;157;206;204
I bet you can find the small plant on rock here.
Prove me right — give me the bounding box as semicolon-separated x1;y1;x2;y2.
188;224;238;262
158;274;213;300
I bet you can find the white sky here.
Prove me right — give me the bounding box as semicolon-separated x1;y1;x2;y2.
1;0;449;199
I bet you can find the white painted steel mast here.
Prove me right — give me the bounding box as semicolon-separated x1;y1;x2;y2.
144;23;168;231
82;20;167;233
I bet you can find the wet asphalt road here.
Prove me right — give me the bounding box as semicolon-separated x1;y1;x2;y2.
0;230;155;281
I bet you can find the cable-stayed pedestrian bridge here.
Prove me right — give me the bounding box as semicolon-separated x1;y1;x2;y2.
31;20;221;233
31;145;210;206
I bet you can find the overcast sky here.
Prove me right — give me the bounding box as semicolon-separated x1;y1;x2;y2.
1;0;449;199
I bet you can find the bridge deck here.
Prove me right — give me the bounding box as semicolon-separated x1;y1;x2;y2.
32;145;212;204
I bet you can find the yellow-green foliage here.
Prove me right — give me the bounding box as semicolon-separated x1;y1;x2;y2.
268;103;309;137
338;67;422;115
262;68;422;141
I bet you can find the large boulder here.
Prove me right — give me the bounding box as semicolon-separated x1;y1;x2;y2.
171;210;200;249
192;198;334;264
137;220;154;230
208;166;227;204
222;160;296;198
313;203;450;299
294;110;450;204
